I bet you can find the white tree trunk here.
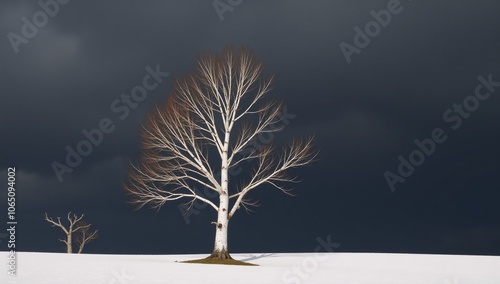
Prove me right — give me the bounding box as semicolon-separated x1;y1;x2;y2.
67;233;72;254
211;193;229;258
211;131;231;259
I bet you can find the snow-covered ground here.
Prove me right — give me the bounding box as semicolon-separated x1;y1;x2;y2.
1;251;499;284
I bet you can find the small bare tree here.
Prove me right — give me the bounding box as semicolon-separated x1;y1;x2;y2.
125;46;316;259
44;212;95;254
74;220;98;254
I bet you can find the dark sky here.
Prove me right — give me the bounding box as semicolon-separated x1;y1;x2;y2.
1;0;500;256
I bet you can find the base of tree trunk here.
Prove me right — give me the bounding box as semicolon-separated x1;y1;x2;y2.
208;248;232;260
182;256;257;266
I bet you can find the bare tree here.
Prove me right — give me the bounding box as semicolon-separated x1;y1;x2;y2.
44;212;92;254
74;220;98;254
125;46;317;259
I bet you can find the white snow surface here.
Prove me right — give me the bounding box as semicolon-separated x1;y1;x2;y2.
1;251;499;284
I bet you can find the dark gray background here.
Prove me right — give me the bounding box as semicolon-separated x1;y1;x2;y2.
1;0;499;255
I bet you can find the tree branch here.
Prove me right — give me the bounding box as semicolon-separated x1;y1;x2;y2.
125;46;316;225
228;136;317;219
